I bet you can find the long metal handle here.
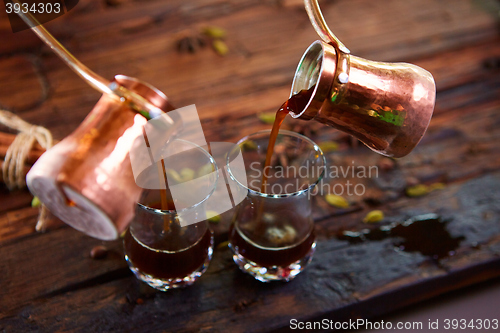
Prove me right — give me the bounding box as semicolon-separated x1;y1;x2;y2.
304;0;350;54
13;1;163;119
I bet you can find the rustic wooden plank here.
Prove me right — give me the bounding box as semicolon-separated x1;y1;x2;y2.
0;3;498;297
415;36;500;92
0;206;38;243
1;74;496;315
1;173;499;332
0;54;47;112
2;35;494;245
0;201;66;244
0;1;496;232
0;0;499;330
0;189;33;214
0;123;499;321
0;227;126;313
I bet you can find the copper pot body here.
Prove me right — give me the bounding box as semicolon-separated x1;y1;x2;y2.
27;75;175;240
291;41;436;158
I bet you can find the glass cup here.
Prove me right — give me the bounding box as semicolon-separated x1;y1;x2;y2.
124;140;217;291
227;130;326;282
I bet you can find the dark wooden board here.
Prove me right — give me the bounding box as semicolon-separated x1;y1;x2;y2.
1;173;500;332
0;0;499;331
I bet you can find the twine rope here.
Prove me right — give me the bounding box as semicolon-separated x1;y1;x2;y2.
0;109;52;190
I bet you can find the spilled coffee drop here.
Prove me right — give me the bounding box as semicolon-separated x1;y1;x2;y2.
338;214;464;259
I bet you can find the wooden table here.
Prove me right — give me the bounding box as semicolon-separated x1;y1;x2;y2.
1;0;499;331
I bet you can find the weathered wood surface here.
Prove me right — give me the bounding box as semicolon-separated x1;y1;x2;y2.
0;0;499;331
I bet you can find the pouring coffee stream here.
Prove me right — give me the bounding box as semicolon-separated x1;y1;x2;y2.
260;85;316;192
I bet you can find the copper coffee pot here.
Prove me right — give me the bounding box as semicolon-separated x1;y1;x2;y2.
15;6;181;240
27;75;178;240
290;0;436;158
